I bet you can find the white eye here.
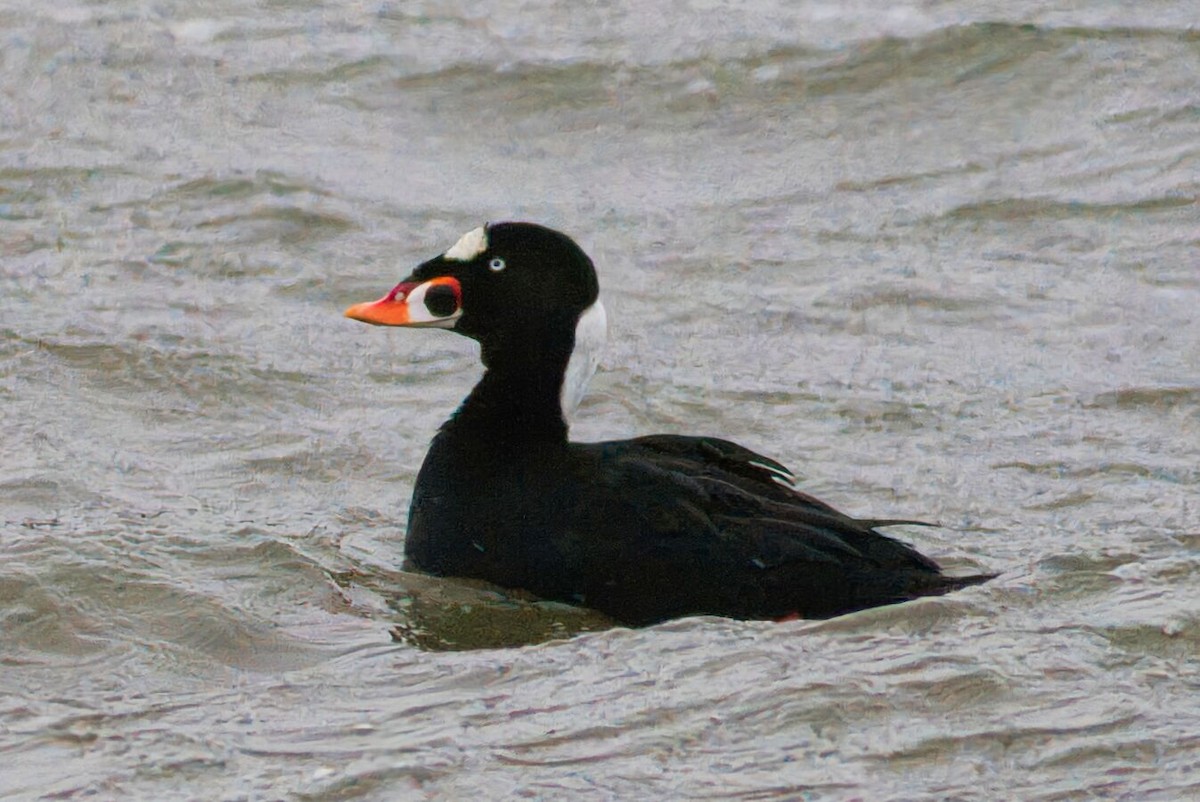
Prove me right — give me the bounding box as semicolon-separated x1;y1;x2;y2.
488;257;506;272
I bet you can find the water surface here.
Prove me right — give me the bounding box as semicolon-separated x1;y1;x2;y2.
2;1;1199;799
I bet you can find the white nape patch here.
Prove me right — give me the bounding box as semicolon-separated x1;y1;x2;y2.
562;300;608;419
444;226;488;262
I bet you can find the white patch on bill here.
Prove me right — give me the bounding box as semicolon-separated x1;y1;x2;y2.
403;280;462;328
561;300;608;418
444;225;488;262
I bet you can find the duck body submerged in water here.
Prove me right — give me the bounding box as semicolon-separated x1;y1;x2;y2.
346;222;993;626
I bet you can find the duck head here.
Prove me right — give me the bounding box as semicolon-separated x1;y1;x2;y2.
345;222;608;414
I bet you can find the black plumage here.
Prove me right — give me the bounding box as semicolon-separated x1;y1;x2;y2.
346;222;993;626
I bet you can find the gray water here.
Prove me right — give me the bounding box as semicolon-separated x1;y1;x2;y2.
3;1;1199;799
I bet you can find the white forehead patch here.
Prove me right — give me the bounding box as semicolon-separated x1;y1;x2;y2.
444;226;488;262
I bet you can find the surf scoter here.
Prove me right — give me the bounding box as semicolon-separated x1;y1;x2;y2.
345;222;992;626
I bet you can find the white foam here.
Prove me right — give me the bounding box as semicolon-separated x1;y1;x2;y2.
561;300;608;418
444;226;488;261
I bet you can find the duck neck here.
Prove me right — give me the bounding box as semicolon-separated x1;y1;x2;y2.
442;326;573;448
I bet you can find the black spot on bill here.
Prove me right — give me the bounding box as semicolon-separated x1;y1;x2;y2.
425;284;459;318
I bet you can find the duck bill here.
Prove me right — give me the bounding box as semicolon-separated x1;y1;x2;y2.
344;277;463;328
344;286;416;326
